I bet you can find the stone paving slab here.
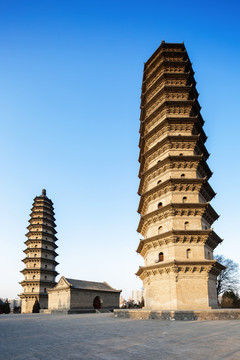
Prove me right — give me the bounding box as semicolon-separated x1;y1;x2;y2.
1;313;240;359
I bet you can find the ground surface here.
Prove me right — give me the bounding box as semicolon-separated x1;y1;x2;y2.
1;313;240;360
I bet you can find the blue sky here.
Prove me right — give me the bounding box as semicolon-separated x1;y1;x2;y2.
0;0;240;299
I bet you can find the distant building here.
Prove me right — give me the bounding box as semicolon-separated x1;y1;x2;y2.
131;290;144;304
119;296;126;307
47;276;121;312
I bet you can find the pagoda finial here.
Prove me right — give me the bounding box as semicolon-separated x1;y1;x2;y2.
42;189;46;196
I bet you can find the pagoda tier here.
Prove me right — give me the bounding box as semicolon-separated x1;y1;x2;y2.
19;189;59;313
136;42;224;310
138;155;212;194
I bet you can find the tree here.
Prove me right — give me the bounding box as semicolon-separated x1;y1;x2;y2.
139;297;144;309
32;299;40;313
0;299;4;314
3;299;10;314
120;299;139;309
220;291;240;308
13;306;21;313
215;255;240;297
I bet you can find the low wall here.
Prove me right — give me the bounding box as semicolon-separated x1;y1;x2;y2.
41;308;97;314
114;309;240;321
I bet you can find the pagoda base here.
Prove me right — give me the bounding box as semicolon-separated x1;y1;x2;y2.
20;294;48;313
141;264;219;310
114;309;240;321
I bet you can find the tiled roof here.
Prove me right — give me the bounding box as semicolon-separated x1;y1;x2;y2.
65;278;120;292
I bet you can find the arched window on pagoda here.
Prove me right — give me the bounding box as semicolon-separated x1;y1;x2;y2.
158;226;163;234
183;196;187;203
159;252;164;262
158;202;163;209
184;221;189;230
157;180;162;185
179;153;183;156
186;248;191;259
181;174;185;178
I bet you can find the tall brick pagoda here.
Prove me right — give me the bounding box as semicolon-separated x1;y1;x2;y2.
20;189;59;313
136;42;224;310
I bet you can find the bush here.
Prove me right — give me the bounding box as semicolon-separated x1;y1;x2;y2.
32;299;40;313
221;291;240;308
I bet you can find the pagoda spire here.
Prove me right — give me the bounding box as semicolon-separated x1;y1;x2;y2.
19;190;59;313
136;42;224;310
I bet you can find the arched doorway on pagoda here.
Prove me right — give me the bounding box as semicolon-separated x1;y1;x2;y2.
93;296;103;309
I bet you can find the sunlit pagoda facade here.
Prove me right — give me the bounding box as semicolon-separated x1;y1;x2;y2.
20;189;59;313
136;42;224;310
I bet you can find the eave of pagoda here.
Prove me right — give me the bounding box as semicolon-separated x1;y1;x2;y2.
136;229;223;255
138;135;209;176
142;83;197;103
144;55;191;83
30;205;55;215
144;42;185;68
137;178;216;214
137;203;219;235
20;280;57;287
138;117;207;157
138;155;212;192
144;43;186;74
29;214;56;225
139;115;198;142
144;47;195;83
32;199;54;208
23;247;58;257
141;72;197;108
140;83;196;112
19;293;48;299
140;99;201;130
25;231;58;241
32;198;53;206
21;268;59;276
24;239;58;249
142;58;190;88
34;195;53;204
143;58;190;86
140;89;201;123
136;260;225;280
22;257;59;266
27;223;57;234
29;211;56;221
140;134;199;163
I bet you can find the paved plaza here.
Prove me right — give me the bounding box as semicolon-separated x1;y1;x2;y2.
1;313;240;360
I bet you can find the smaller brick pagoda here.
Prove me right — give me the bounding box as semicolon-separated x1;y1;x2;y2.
20;189;59;313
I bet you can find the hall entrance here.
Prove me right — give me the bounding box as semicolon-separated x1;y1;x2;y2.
93;296;102;309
